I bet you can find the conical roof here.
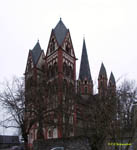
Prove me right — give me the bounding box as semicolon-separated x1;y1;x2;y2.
31;41;42;64
109;72;115;85
53;18;68;46
99;63;107;78
79;39;92;81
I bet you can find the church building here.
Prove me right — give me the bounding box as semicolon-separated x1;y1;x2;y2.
25;19;116;148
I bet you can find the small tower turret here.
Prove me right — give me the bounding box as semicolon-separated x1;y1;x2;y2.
25;40;45;82
78;39;93;95
108;72;116;96
98;63;107;97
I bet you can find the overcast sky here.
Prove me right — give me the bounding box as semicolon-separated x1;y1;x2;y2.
1;0;137;82
0;0;137;134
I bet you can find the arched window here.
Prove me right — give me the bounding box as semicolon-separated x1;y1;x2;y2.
41;64;45;72
50;38;55;53
69;66;73;78
66;65;70;77
66;42;71;55
63;62;67;75
54;80;58;93
47;82;51;96
85;86;88;94
69;83;74;95
48;129;53;138
48;66;52;78
50;83;53;94
63;79;67;94
51;66;54;77
54;62;58;75
100;80;103;88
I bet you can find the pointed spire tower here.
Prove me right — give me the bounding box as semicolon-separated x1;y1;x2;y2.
98;63;108;96
45;19;77;138
108;72;116;96
108;72;115;86
78;39;93;95
25;40;44;75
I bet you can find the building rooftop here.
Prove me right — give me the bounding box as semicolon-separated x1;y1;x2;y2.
53;18;68;46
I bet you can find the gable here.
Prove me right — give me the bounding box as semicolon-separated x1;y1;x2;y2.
46;31;59;57
62;31;76;58
36;50;45;69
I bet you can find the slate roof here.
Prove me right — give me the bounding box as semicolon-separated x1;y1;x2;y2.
79;39;92;81
31;41;42;65
99;63;107;78
53;18;68;46
109;72;115;85
0;135;19;144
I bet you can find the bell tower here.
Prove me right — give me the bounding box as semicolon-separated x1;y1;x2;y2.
45;18;77;138
78;39;93;95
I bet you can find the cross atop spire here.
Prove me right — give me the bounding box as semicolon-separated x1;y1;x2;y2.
79;39;92;81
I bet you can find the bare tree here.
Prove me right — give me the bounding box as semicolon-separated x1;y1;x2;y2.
0;73;55;149
113;79;137;150
0;77;34;149
76;79;137;150
0;76;45;149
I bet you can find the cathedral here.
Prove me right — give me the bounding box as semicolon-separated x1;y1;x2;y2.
25;19;116;148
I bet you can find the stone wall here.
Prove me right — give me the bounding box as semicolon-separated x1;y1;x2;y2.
33;136;92;150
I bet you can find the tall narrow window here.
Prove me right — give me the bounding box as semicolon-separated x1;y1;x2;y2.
66;41;71;55
50;38;55;53
63;79;67;94
66;66;70;76
100;81;103;88
63;62;67;75
48;129;53;138
54;62;58;75
69;66;72;78
85;87;88;94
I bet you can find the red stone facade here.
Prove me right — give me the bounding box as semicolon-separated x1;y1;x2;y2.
25;19;116;149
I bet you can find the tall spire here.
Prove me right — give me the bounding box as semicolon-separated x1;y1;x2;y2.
109;72;116;85
98;63;107;96
79;39;92;81
108;72;116;96
53;19;68;46
99;62;107;78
